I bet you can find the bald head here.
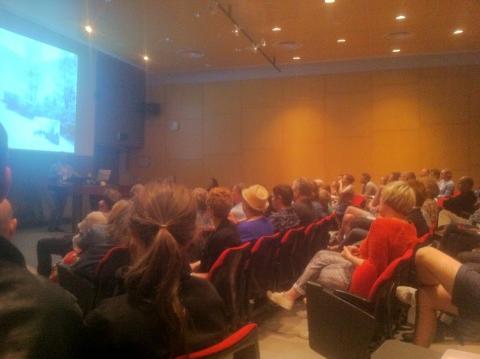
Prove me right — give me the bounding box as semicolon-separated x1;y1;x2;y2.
0;199;16;240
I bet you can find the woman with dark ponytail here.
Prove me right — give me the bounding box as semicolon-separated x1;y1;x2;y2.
86;182;228;358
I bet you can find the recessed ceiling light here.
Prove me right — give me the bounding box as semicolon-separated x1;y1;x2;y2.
84;25;93;34
392;48;401;53
395;14;406;21
337;38;346;43
324;0;335;3
453;29;464;35
293;56;301;60
272;26;282;32
143;55;150;61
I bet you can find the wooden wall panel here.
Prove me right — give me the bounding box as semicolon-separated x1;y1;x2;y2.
129;65;480;189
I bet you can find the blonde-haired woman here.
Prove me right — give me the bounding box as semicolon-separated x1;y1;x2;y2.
86;182;227;358
268;181;419;310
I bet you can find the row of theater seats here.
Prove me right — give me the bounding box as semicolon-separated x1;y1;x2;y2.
56;213;435;358
306;232;433;359
207;213;338;329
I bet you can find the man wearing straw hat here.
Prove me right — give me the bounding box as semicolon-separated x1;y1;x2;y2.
237;184;275;242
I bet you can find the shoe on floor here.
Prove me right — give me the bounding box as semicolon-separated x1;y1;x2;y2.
396;286;417;307
267;291;295;310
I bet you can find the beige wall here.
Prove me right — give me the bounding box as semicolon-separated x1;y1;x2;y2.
128;65;480;190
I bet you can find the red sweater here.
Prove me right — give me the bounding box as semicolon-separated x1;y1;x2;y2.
349;217;418;298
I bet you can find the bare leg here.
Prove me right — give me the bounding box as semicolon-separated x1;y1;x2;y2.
415;247;461;293
414;285;458;347
414;247;462;347
337;213;354;242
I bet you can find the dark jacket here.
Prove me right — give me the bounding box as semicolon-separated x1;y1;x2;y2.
407;207;430;237
0;237;85;359
85;275;228;359
199;218;240;273
293;197;317;225
444;191;477;218
72;225;115;281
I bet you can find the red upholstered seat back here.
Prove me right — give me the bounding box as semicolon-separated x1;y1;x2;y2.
208;242;251;281
95;245;129;275
249;233;281;291
280;226;305;245
175;323;258;359
365;232;432;301
308;214;336;255
207;243;252;326
94;245;130;304
276;226;305;290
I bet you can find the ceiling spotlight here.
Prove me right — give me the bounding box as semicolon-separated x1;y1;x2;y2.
272;26;282;32
143;55;150;61
84;25;93;34
194;12;201;18
324;0;335;3
337;38;346;43
293;56;301;60
260;39;267;47
453;29;464;35
395;14;406;21
392;48;401;53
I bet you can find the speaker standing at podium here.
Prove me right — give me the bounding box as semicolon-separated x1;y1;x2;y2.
48;159;75;232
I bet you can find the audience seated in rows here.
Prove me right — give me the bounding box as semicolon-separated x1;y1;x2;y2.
85;182;228;358
191;187;240;275
36;188;122;277
5;117;480;359
267;181;419;310
334;178;430;250
237;184;275;242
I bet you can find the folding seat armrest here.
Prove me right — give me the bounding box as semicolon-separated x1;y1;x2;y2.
333;289;374;313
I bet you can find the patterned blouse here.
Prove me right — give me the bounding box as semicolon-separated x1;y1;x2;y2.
269;207;301;233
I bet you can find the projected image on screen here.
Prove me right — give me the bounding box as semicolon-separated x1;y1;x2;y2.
0;27;77;153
